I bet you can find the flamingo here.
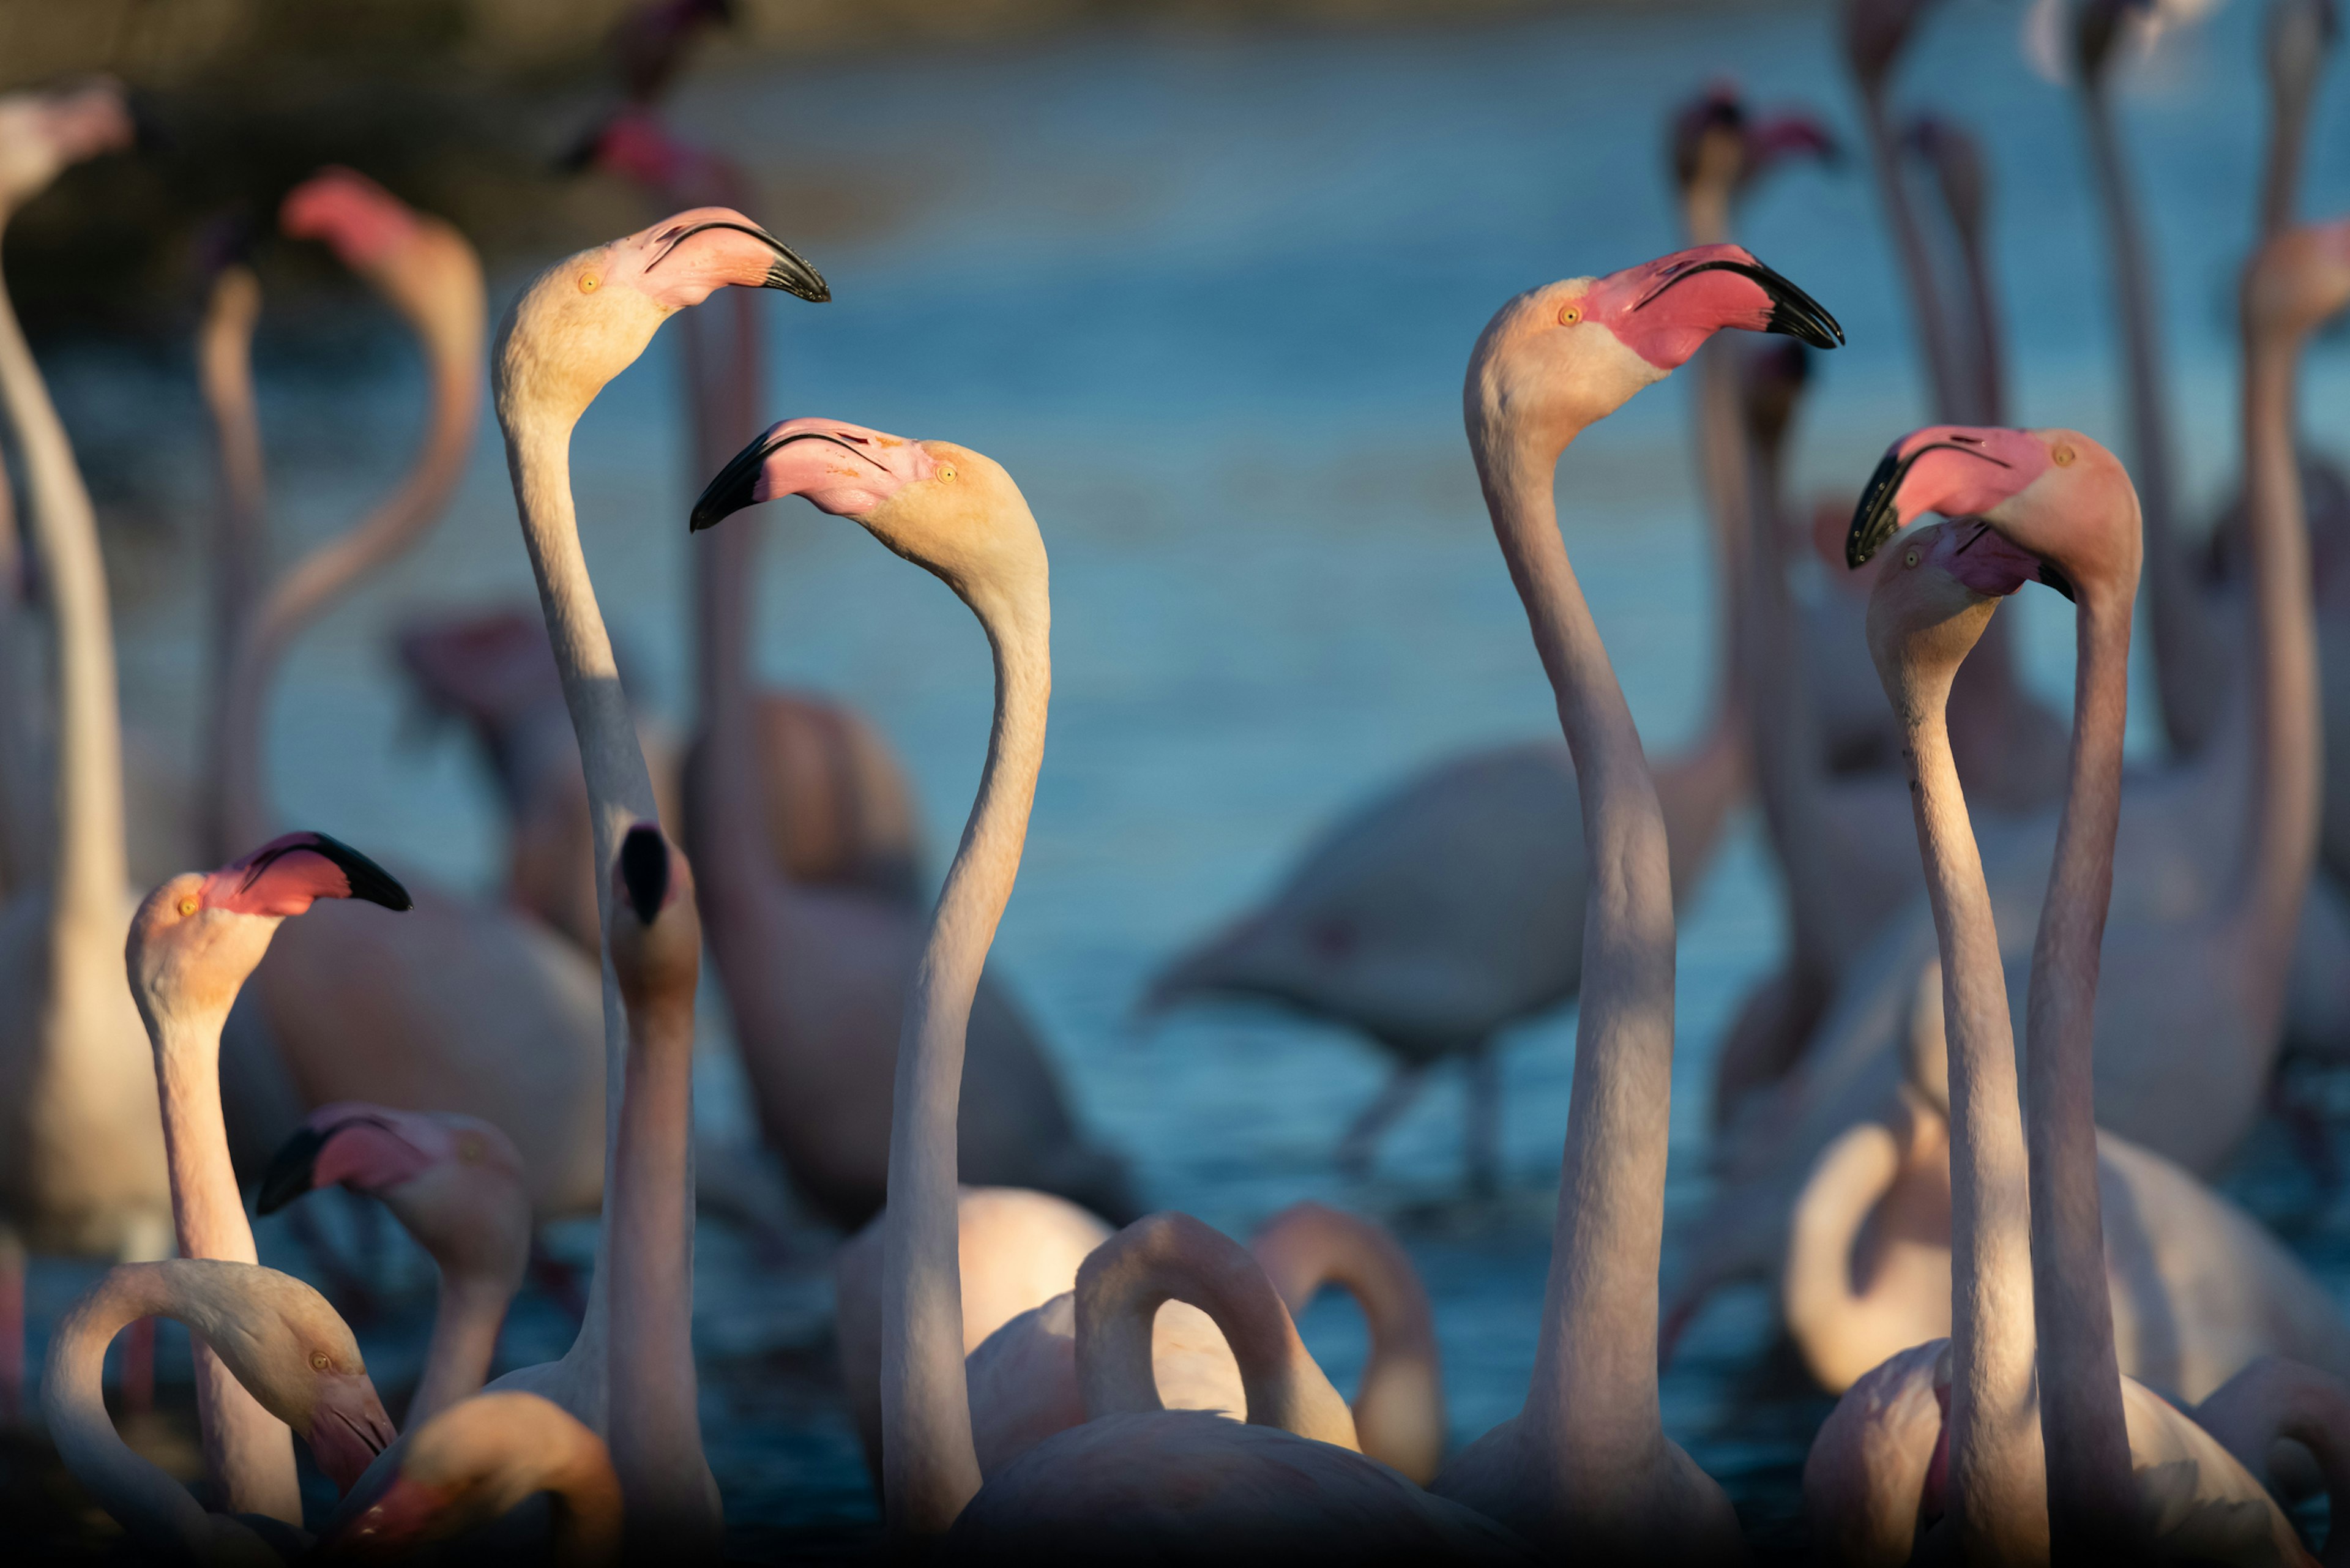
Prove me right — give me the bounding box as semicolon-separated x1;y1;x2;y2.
687;411;1134;1228
1143;90;1829;1192
1802;455;2300;1562
127;829;411;1520
849;1196;1444;1484
42;1259;396;1561
2196;1356;2350;1549
256;1105;532;1425
944;1211;1529;1562
200;168;614;1225
480;206;826;1555
0;80;172;1430
322;1391;622;1565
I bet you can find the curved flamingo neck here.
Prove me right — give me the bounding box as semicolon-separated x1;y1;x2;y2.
1859;89;1968;424
1783;1119;1908;1384
198;266;268;863
0;228;126;929
214;268;480;859
882;573;1049;1536
41;1264;286;1561
2023;580;2136;1550
2079;77;2206;753
1888;612;2045;1559
1476;430;1673;1468
136;973;304;1523
1077;1215;1356;1446
1251;1209;1439;1401
2227;311;2320;1007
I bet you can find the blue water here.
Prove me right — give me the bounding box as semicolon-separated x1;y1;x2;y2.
25;0;2350;1553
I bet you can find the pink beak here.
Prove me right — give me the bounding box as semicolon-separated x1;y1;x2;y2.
690;417;938;530
632;206;828;306
200;832;412;918
1582;243;1843;370
307;1373;398;1493
1846;425;2055;570
280;168;420;271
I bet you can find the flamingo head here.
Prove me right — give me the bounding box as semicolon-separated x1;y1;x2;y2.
395;609;562;734
280;168;420;273
580;106;744;210
1849;424;2141;613
693;419;1048;625
2247;216;2350;342
283;166;486;375
259;1108;532;1290
1864;517;2040;715
607;823;701;1014
128;833;411;1023
323;1392;619;1559
0;79;132;216
494;206;824;428
1466;244;1841;461
1670;84;1835;206
167;1261;396;1493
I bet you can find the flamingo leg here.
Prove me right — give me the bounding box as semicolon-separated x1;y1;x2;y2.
1338;1062;1431;1181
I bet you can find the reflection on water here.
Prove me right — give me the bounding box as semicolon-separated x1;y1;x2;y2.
23;0;2350;1555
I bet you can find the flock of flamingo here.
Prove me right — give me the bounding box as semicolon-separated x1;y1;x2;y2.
5;0;2350;1560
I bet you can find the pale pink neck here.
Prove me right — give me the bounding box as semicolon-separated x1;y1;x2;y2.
409;1272;515;1428
214;286;479;859
42;1264;278;1559
2260;42;2318;241
1781;1118;1908;1385
0;229;125;929
2080;78;2209;753
1478;437;1672;1469
605;973;711;1547
500;411;668;1432
2022;585;2137;1548
1078;1214;1352;1444
2226;318;2321;1021
881;583;1050;1537
144;1001;304;1523
1860;89;1968;424
1892;640;2044;1558
198;267;267;862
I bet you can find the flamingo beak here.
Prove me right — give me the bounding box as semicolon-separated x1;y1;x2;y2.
690;418;936;530
1846;426;2055;571
255;1125;330;1215
617;824;671;925
324;1473;452;1558
307;1374;398;1492
654;216;829;302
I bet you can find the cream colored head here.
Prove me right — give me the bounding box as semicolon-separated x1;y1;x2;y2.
326;1391;620;1563
125;832;409;1033
493;207;826;434
0;80;130;219
692;418;1049;633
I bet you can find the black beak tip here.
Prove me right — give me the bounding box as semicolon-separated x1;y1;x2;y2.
256;1126;329;1215
689;433;775;533
307;832;414;913
1846;450;1908;570
764;257;830;302
2040;563;2078;603
619;824;670;926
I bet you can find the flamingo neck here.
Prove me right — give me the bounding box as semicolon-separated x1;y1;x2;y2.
2024;581;2137;1548
144;987;305;1523
214;280;480;860
1782;1118;1909;1390
606;968;714;1547
1252;1208;1441;1476
499;408;665;1430
409;1271;517;1428
1477;435;1673;1472
2228;317;2321;1011
1860;90;1968;424
40;1264;280;1561
198;266;267;862
0;225;126;929
1076;1217;1357;1448
2080;78;2205;753
2259;54;2316;241
1890;626;2045;1559
686;400;774;905
880;577;1050;1537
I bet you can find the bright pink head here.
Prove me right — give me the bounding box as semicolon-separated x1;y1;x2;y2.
1579;244;1844;370
198;832;413;919
691;417;939;528
280;168;421;271
588;108;742;209
305;1110;444;1195
1846;425;2056;570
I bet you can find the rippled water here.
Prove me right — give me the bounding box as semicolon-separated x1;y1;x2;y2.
21;0;2350;1556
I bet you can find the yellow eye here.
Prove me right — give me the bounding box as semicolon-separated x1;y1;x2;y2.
457;1133;484;1165
2051;444;2076;467
938;465;957;481
310;1351;332;1372
578;273;600;294
1904;549;1920;568
177;897;198;917
1558;304;1582;326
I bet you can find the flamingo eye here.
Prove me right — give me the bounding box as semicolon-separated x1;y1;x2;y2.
938;465;957;482
1558;304;1582;326
578;273;600;294
1904;548;1920;569
177;897;198;917
2051;444;2076;466
310;1351;332;1372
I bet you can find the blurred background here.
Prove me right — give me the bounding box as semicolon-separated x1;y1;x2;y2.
7;0;2350;1558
